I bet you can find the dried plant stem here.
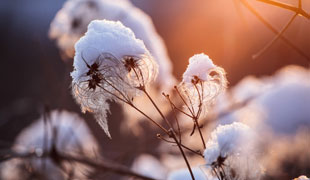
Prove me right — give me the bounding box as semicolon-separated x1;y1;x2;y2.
128;103;168;134
169;129;195;180
142;88;195;180
180;144;204;157
192;83;206;149
193;117;206;149
174;86;195;116
157;134;204;157
240;0;310;62
99;82;195;179
256;0;310;19
2;151;156;180
253;13;298;59
97;84;168;134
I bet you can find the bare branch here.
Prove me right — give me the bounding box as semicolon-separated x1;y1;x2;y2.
240;0;310;62
1;150;156;180
256;0;310;19
253;13;298;59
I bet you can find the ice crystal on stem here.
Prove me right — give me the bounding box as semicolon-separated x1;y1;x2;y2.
203;122;264;180
71;20;158;138
178;53;227;118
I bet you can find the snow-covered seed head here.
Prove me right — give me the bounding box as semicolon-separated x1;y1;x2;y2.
49;0;175;94
204;122;253;165
179;53;227;116
71;20;158;137
203;122;263;180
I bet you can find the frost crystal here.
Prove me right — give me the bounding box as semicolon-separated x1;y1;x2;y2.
49;0;175;89
71;20;158;138
178;53;227;116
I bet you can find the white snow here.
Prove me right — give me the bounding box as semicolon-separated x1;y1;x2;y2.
204;122;254;164
131;154;167;179
71;20;159;137
182;53;215;84
49;0;175;89
168;167;207;180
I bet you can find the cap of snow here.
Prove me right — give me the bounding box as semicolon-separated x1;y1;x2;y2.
182;53;215;84
71;19;157;82
204;122;254;164
71;19;158;138
49;0;175;89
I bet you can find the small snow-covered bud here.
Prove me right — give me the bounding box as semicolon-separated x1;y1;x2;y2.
183;53;216;83
71;20;158;137
178;53;227;117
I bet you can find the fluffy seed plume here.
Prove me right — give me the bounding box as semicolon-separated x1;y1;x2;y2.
178;53;227;117
49;0;175;89
203;122;263;180
71;20;158;138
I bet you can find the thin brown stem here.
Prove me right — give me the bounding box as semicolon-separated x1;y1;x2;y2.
157;133;204;157
180;144;204;157
241;0;310;62
129;103;168;134
102;78;131;102
174;86;195;117
97;84;168;133
2;151;156;180
169;129;195;180
142;89;173;129
253;13;298;59
141;88;195;179
256;0;310;19
193;118;206;149
163;93;183;141
97;84;129;104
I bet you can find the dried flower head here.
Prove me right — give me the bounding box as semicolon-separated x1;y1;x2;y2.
178;53;227;117
203;122;263;180
71;20;158;137
49;0;175;90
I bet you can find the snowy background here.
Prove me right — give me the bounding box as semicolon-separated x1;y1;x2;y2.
0;0;309;179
